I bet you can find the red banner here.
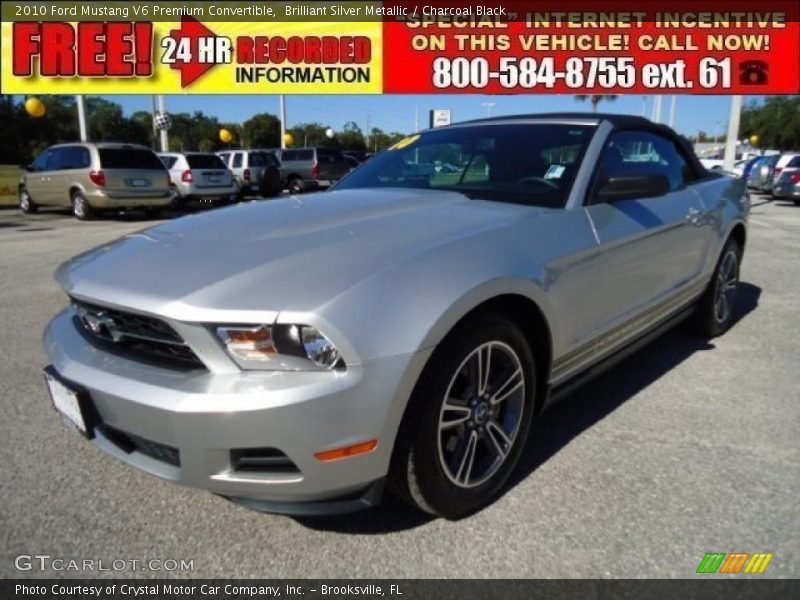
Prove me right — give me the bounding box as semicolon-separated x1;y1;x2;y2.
383;0;800;94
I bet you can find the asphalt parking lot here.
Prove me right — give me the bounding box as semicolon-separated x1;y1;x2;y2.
1;195;798;579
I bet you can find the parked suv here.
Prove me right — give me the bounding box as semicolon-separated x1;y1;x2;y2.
18;143;171;220
158;152;238;208
275;147;350;193
216;149;282;198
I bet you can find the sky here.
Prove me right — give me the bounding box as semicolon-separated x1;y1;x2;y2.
104;94;753;138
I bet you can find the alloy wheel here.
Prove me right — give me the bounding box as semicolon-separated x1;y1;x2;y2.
714;250;738;323
437;341;526;489
72;194;89;219
19;190;30;211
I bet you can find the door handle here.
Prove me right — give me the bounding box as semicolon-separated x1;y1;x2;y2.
685;207;701;225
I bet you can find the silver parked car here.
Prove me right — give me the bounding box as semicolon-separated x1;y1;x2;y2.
158;152;238;207
43;114;748;518
747;154;779;192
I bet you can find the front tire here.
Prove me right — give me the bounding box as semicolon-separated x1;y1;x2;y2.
19;187;38;214
389;316;537;519
692;239;742;337
71;191;95;221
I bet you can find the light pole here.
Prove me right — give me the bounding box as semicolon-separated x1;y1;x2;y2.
723;95;743;172
481;101;496;117
668;95;677;128
156;95;168;152
76;95;87;142
280;95;287;149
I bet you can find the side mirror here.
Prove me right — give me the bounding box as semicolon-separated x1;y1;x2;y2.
596;173;671;203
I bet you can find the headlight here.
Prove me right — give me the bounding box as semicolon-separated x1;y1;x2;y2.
215;324;343;371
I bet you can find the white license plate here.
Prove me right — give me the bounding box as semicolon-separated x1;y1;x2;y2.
318;180;332;186
129;178;149;187
45;371;87;434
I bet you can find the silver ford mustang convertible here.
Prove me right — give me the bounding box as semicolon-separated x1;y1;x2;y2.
44;114;749;518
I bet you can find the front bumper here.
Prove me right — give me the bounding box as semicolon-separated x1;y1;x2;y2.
44;309;427;514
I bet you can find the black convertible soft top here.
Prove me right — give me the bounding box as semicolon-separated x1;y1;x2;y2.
456;112;711;179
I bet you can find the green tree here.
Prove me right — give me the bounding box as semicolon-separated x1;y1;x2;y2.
337;121;367;152
740;96;800;151
242;113;281;148
575;95;618;113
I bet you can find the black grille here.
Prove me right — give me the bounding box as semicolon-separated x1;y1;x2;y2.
72;299;205;370
100;425;181;467
231;448;300;474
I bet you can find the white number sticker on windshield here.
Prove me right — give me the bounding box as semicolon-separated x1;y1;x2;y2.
544;165;566;179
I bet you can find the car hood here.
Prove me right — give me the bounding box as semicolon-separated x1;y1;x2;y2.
56;188;532;319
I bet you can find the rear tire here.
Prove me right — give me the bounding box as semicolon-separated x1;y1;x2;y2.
288;178;305;195
692;238;742;337
19;187;38;214
389;315;537;519
71;191;95;221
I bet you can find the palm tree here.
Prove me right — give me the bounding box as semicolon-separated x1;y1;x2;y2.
575;95;618;113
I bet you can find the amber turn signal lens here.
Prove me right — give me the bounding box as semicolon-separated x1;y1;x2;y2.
314;439;378;462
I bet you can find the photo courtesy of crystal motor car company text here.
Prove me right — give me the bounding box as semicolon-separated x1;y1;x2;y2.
1;0;799;591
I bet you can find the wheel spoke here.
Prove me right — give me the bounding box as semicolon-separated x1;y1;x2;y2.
485;420;512;459
454;430;479;485
480;344;492;395
490;368;523;405
440;398;471;430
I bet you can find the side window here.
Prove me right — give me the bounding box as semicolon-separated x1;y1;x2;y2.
46;148;67;171
232;153;243;168
56;146;91;169
217;152;230;166
31;150;53;172
297;150;314;161
281;150;297;162
599;130;694;194
61;146;91;169
159;156;178;169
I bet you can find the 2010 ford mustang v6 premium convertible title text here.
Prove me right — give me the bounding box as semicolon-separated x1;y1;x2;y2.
43;114;748;518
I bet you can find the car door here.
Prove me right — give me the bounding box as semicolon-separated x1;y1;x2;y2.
583;129;710;339
50;146;90;206
25;149;54;204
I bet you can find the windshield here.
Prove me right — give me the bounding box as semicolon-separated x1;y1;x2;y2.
334;123;594;207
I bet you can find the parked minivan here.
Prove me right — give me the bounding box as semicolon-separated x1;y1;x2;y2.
18;143;171;220
275;147;350;193
216;149;282;198
158;152;238;207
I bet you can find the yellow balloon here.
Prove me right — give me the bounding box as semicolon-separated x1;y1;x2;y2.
283;133;294;147
219;129;233;143
25;97;46;118
749;134;759;145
